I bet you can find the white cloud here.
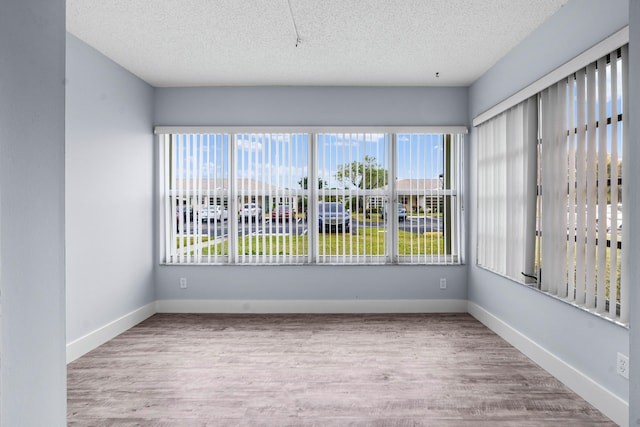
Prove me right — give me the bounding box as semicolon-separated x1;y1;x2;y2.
236;134;266;152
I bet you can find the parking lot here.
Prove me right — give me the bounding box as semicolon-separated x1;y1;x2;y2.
178;216;443;236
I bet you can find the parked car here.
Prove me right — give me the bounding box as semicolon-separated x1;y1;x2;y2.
567;203;623;232
381;202;407;221
239;203;262;222
200;205;228;222
271;205;294;222
318;202;350;233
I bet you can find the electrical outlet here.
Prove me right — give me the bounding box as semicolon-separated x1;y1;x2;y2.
440;278;447;289
616;352;629;379
179;277;188;289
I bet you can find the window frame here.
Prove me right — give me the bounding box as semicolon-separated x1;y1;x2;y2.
157;126;466;266
474;41;629;325
535;46;627;321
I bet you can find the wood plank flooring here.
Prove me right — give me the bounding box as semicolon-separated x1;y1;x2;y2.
67;313;616;426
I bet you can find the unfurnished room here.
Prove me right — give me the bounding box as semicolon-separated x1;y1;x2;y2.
1;0;639;426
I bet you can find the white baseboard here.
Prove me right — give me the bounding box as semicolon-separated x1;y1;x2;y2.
66;302;156;364
467;302;629;427
66;299;465;364
155;299;468;314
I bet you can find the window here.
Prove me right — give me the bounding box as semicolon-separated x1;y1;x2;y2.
235;132;308;264
476;45;628;323
158;128;465;266
477;98;538;281
315;133;389;264
396;133;464;264
537;46;628;322
166;133;230;264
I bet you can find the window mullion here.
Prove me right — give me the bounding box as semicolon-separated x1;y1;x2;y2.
389;133;397;264
309;133;318;263
229;134;238;264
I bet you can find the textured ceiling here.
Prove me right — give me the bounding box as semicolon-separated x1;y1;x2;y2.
67;0;568;87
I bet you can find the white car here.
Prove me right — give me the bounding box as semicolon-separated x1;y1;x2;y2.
567;203;623;232
239;203;262;222
200;205;228;222
607;203;623;232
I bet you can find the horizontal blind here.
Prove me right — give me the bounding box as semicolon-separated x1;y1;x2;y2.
539;46;626;321
477;97;538;280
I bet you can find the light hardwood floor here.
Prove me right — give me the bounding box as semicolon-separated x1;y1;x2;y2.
67;313;616;426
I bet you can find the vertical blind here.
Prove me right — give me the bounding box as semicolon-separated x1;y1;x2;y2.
538;46;627;322
477;97;538;281
159;129;465;266
165;133;231;265
316;133;389;264
235;133;308;264
396;133;464;264
476;45;628;323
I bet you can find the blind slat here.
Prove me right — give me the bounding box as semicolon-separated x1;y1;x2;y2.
620;45;629;323
585;63;597;309
567;78;577;301
575;67;587;305
596;57;608;313
609;51;620;318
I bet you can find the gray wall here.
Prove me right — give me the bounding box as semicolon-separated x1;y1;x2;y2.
0;0;66;425
159;265;467;302
155;86;468;126
470;0;629;119
66;34;156;344
154;86;469;303
468;0;630;405
628;2;640;424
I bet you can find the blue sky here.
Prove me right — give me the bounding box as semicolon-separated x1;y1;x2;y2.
566;58;624;158
174;132;449;187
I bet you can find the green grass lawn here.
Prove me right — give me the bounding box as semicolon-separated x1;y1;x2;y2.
176;235;211;247
237;234;308;256
352;212;383;224
398;230;446;255
597;245;621;302
192;228;448;257
317;227;386;255
535;237;621;303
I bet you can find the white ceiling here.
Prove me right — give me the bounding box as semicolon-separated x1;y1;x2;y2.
67;0;568;87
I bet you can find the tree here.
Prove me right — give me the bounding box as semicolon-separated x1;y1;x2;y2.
298;177;327;189
335;155;388;189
